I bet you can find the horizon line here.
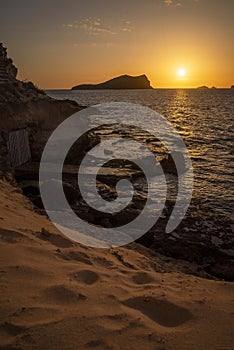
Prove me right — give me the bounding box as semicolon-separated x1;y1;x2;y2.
43;86;233;90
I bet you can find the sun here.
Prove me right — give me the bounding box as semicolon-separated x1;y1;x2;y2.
177;68;186;77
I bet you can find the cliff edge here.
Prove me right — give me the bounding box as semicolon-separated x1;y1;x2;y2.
0;43;84;178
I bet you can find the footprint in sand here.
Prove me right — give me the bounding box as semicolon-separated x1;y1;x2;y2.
85;339;111;349
71;270;100;285
11;306;61;327
44;285;87;304
123;296;193;327
0;228;25;244
38;229;73;248
132;272;155;285
0;322;26;336
56;250;93;265
93;257;114;268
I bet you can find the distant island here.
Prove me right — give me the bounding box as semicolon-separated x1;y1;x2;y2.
72;74;153;90
197;85;209;90
197;86;233;90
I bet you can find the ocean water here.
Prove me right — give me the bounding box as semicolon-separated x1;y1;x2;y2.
46;89;234;219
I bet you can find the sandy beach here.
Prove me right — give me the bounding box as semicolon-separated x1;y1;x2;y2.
0;179;233;350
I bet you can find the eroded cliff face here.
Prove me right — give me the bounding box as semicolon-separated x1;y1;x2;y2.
0;44;85;178
0;43;17;82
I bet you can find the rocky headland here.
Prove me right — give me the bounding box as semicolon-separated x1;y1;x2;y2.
0;43;98;179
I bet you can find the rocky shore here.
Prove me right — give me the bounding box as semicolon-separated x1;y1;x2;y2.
0;43;233;350
0;44;233;281
14;123;234;281
1;179;233;350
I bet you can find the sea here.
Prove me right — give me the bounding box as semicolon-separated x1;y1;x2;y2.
46;88;234;220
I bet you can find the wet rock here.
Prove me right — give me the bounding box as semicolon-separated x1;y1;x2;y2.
160;152;187;175
40;179;81;208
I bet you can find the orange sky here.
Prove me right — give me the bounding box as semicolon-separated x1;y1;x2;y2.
1;0;234;89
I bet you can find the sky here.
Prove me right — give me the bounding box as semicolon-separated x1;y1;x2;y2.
0;0;233;88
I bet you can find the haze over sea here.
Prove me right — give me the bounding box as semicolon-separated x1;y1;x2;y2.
47;88;234;218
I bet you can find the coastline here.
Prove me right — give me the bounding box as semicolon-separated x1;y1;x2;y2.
0;45;233;350
0;179;233;350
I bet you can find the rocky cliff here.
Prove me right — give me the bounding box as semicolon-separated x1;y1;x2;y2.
0;44;84;178
0;43;17;82
72;74;153;90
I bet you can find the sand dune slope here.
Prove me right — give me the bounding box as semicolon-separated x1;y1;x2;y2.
0;180;233;350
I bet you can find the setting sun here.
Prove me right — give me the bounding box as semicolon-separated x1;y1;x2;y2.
0;2;234;349
177;68;186;77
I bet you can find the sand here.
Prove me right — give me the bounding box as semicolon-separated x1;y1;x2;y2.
0;179;233;350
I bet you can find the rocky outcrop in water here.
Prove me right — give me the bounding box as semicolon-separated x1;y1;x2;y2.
72;74;153;90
